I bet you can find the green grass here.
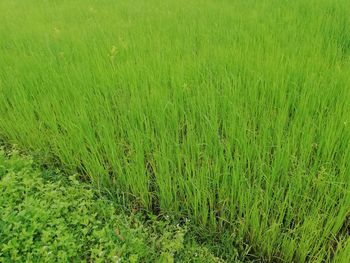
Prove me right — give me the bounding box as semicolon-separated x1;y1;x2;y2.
0;0;350;261
0;148;226;262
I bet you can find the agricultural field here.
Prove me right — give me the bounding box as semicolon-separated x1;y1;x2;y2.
0;0;350;262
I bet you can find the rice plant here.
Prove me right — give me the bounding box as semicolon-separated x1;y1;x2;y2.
0;0;349;261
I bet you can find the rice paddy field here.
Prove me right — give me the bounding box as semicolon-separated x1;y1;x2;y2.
0;0;350;261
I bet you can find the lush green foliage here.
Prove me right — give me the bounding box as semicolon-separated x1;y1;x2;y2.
0;149;225;262
0;0;349;261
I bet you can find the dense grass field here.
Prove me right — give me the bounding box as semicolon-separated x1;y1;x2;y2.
0;0;350;261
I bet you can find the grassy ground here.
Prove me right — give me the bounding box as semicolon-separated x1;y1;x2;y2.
0;0;349;261
0;148;227;262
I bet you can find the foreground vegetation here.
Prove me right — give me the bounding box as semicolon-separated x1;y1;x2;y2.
0;0;349;261
0;149;226;262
